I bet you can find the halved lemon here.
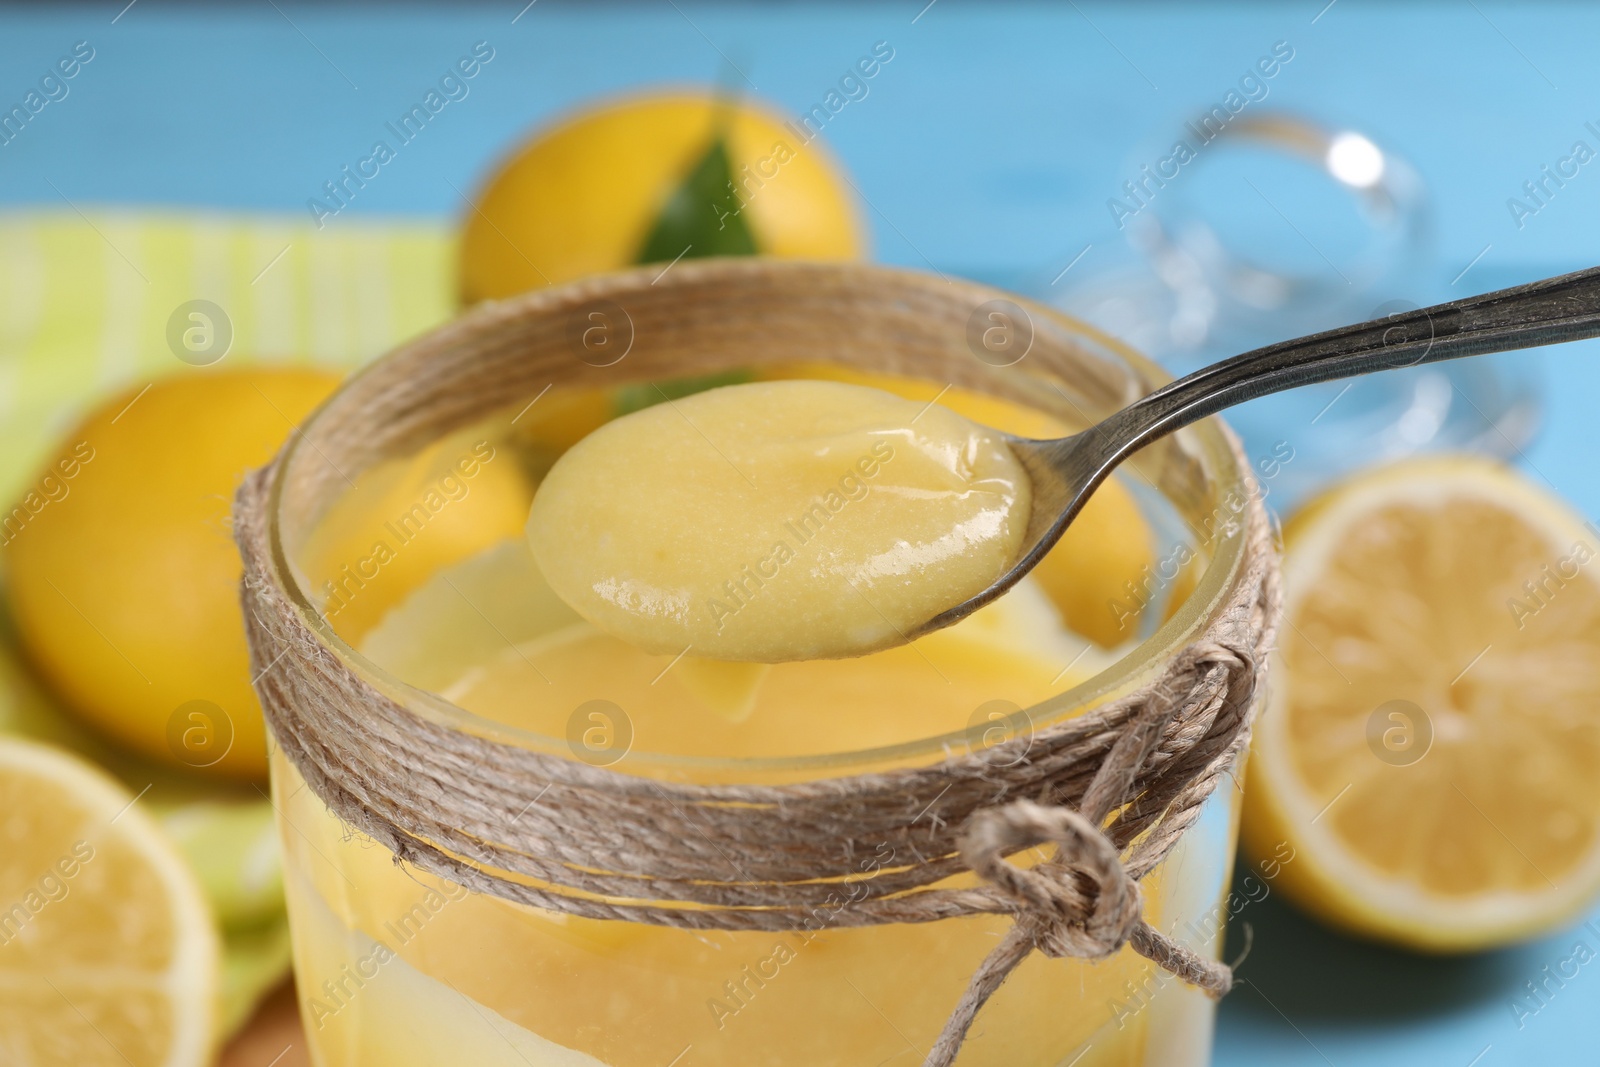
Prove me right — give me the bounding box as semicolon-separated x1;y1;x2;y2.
1242;455;1600;951
0;736;220;1065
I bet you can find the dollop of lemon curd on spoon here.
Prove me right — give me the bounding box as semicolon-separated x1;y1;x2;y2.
526;380;1032;662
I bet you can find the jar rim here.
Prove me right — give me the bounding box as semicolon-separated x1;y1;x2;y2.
263;259;1253;781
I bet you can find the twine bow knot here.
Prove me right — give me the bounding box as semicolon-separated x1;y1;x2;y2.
920;630;1264;1067
923;796;1235;1067
962;801;1143;962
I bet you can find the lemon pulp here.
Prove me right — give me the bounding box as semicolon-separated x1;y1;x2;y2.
0;737;219;1067
1244;456;1600;950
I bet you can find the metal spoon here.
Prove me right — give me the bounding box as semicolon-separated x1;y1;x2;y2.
914;265;1600;638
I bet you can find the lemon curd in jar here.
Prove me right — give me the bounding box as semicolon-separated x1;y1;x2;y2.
271;367;1241;1067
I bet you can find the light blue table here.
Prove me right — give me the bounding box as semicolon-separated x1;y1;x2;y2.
2;4;1597;1064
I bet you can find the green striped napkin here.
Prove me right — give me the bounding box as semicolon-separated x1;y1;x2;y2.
0;210;456;503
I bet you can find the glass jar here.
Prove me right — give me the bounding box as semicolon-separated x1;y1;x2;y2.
257;261;1259;1067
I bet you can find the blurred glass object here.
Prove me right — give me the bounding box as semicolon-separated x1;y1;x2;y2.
1036;112;1543;508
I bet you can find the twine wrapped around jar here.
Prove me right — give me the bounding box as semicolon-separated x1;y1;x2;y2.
235;259;1280;1067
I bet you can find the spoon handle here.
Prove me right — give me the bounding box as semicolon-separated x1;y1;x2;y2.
1092;265;1600;461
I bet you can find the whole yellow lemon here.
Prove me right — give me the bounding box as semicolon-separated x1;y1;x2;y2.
294;424;536;644
459;92;866;303
2;368;340;780
1028;480;1159;647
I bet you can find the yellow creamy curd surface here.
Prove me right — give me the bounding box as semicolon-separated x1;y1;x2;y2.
526;380;1032;662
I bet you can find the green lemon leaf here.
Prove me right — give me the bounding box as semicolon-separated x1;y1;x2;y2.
218;916;294;1038
614;370;755;417
636;136;759;265
159;800;284;930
